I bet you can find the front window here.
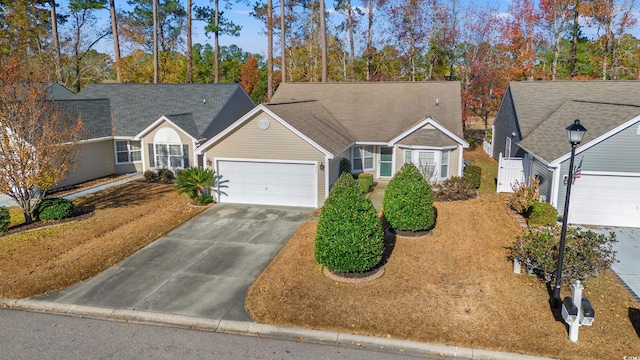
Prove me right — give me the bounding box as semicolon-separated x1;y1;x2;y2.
155;144;183;169
404;150;412;164
115;140;141;164
440;151;449;178
418;151;436;180
352;145;374;171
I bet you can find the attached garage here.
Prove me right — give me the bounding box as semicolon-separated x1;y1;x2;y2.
216;159;318;207
568;173;640;228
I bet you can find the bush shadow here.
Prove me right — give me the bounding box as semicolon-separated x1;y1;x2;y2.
630;307;640;338
378;215;397;268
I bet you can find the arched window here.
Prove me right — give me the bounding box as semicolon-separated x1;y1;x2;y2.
152;128;187;169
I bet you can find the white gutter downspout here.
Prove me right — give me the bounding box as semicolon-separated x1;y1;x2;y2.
549;164;561;208
458;144;464;177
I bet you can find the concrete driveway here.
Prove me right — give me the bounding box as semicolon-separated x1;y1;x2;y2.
36;204;312;321
594;227;640;302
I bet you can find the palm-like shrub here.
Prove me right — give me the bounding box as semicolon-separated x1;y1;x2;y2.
314;173;384;273
175;167;216;205
383;163;435;231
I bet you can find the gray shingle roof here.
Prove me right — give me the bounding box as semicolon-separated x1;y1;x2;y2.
265;101;354;155
398;128;458;147
77;83;249;138
270;82;463;145
53;99;113;140
510;81;640;162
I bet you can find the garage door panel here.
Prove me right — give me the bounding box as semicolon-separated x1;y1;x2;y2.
569;174;640;227
217;160;316;207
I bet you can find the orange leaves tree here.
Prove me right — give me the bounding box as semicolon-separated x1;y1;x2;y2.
0;59;84;224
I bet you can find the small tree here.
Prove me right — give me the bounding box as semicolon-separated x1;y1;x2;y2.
383;163;435;232
0;58;84;224
174;167;215;205
314;173;384;273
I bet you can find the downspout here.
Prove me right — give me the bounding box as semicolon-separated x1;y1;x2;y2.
458;144;464;177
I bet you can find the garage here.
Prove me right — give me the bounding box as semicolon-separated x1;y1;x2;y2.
568;173;640;227
216;159;317;207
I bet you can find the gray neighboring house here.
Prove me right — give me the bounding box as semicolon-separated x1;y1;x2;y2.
196;82;468;208
492;81;640;227
52;83;254;188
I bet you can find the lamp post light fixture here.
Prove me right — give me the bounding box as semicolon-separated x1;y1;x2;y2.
552;119;587;308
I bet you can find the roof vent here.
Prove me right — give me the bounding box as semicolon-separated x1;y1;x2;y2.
203;98;206;103
435;98;439;106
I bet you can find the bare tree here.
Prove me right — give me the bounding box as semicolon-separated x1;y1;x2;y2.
0;58;84;224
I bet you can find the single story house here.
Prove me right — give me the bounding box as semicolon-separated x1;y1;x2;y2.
53;83;255;188
492;81;640;227
196;82;468;208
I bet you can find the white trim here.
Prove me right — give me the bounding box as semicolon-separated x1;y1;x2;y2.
196;105;333;159
550;166;561;208
388;118;470;148
398;144;458;151
140;139;147;172
78;136;114;144
580;170;640;177
114;139;142;165
214;157;319;208
352;145;376;173
457;144;464;177
324;155;330;202
133;115;198;142
355;141;388;146
549;114;640;166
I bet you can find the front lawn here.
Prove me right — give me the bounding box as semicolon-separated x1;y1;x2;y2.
0;181;205;298
245;149;640;359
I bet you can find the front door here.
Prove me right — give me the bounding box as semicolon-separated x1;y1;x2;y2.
379;147;393;177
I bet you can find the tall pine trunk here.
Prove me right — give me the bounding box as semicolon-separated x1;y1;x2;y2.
267;0;273;98
280;0;286;83
214;0;220;83
320;0;327;82
50;0;63;83
187;0;193;83
348;0;355;80
569;0;579;78
366;0;373;80
109;0;122;82
153;0;159;83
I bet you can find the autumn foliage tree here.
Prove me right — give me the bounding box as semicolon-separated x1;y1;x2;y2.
0;58;84;224
240;54;262;102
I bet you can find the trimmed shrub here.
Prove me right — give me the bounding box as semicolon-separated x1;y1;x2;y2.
511;225;617;285
175;167;216;205
36;198;75;221
527;201;558;227
157;168;175;182
383;163;435;232
314;173;384;273
434;176;475;201
339;157;352;175
508;181;538;214
463;165;481;189
0;206;9;232
143;170;158;182
357;172;374;194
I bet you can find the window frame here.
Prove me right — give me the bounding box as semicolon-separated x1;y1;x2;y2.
115;140;142;164
154;143;185;170
352;145;375;172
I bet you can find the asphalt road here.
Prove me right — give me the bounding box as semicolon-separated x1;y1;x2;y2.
0;310;427;360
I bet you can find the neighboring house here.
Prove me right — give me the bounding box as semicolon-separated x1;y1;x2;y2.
50;83;255;188
196;82;468;208
492;81;640;227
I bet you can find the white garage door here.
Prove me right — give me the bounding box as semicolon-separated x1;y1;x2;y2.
568;174;640;227
216;159;317;207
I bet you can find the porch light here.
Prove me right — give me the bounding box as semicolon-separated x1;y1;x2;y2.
553;119;587;308
319;162;325;171
566;119;587;145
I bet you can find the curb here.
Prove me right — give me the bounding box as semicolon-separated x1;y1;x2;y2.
1;298;555;360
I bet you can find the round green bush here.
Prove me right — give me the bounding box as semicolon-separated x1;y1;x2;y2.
0;206;10;232
463;165;482;190
383;163;435;232
314;173;384;273
36;198;75;221
527;201;558;227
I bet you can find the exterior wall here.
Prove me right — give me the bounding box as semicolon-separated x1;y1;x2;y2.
201;88;257;139
394;145;406;169
115;162;143;174
141;121;195;171
204;112;327;206
555;123;640;213
492;87;523;160
56;140;115;188
329;147;351;189
529;156;553;203
450;146;461;177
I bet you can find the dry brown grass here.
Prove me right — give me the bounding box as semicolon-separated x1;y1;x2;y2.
246;149;640;360
0;180;205;298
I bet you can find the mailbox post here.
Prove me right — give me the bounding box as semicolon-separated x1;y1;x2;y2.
561;280;595;342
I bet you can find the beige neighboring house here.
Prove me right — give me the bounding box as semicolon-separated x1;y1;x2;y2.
196;82;468;208
53;83;255;188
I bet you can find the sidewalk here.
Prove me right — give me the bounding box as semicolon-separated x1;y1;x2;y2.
368;180;388;212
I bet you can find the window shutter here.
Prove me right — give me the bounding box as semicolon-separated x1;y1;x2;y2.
148;143;155;168
182;144;189;168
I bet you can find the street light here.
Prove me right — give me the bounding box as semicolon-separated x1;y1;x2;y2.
552;119;587;308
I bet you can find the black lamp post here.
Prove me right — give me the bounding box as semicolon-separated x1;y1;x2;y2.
552;119;587;308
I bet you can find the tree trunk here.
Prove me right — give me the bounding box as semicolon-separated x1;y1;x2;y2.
320;0;327;82
153;0;159;83
214;0;220;83
280;0;286;83
74;12;83;92
347;0;355;80
267;0;273;99
109;0;122;82
50;0;63;83
187;0;193;83
569;0;579;78
366;0;373;81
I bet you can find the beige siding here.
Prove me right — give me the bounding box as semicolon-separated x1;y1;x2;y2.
57;140;115;188
329;147;351;188
450;146;461;177
115;162;143;174
205;112;326;205
394;145;406;170
142;121;195;170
